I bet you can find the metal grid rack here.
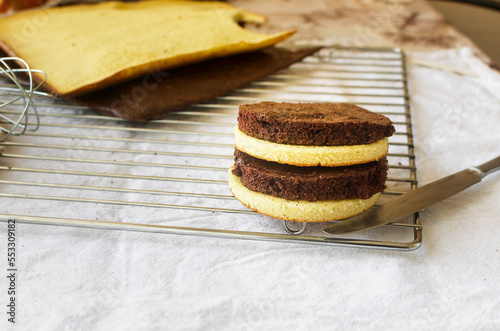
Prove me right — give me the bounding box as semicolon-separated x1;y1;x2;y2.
0;46;421;250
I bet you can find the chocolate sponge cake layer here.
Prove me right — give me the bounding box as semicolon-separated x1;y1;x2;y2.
238;102;395;146
232;149;388;201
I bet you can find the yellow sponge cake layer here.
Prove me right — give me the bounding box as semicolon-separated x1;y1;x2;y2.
234;127;389;167
0;0;295;96
229;170;380;222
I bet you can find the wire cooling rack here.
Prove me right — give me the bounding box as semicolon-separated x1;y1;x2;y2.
0;46;421;250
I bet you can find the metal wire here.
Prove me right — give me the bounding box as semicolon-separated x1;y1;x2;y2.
0;46;421;250
0;57;48;141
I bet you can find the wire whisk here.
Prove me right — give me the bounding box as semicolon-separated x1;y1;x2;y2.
0;57;49;142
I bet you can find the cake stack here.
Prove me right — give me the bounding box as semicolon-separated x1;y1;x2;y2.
228;102;395;222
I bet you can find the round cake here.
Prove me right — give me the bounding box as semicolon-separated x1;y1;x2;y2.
232;149;388;201
229;102;395;222
235;102;394;167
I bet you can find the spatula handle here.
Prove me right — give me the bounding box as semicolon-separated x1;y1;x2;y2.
476;155;500;178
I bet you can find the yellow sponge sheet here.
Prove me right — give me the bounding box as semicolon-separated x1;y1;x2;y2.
234;127;389;167
0;0;295;96
228;170;380;222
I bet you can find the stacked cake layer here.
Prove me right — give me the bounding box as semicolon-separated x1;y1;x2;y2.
228;102;395;222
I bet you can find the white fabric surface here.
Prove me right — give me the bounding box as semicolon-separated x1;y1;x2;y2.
1;48;500;330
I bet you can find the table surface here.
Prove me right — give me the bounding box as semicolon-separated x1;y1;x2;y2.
1;0;500;329
430;1;500;66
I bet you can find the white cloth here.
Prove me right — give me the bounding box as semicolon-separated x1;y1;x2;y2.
1;46;499;330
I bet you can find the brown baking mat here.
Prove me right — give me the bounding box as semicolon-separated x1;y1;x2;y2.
68;46;320;121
